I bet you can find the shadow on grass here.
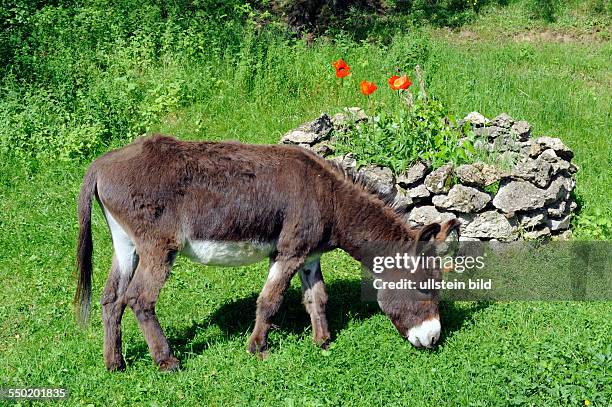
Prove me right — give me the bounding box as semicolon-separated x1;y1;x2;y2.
125;279;492;363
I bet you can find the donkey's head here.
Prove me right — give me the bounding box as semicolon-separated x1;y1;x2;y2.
375;219;460;349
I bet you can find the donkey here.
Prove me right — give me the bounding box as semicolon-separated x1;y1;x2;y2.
75;135;459;371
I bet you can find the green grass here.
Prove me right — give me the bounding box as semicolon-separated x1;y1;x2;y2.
1;1;611;405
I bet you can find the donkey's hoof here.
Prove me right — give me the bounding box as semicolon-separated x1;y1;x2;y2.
159;356;180;372
105;358;126;372
317;338;331;350
247;339;268;358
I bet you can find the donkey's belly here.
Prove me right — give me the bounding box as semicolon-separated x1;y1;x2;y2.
181;240;276;266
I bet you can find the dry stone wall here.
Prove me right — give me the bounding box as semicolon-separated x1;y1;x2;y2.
280;109;578;241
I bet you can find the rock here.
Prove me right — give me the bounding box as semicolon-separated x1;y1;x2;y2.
331;107;368;128
432;185;491;212
407;184;431;199
493;181;546;213
519;210;548;229
529;137;574;161
392;188;413;212
475;126;507;140
569;163;579;174
544;175;574;203
510;120;531;141
310;141;334;157
358;165;395;196
459;211;517;241
539;149;570;174
491;134;521;152
405;206;456;226
424;163;454;194
327;154;357;171
524;226;551;240
455;163;504;187
547;214;571;231
281;130;320;145
510;156;553;188
555;230;573;241
546;197;576;218
491;113;514;129
281;114;333;145
397;161;429;187
462;112;489;127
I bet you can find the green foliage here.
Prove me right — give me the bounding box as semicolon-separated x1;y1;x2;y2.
333;97;476;174
573;209;612;240
527;0;561;22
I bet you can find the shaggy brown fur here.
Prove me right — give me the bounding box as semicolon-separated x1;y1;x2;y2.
75;135;459;371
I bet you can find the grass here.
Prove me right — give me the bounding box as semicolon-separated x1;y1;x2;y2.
0;0;611;405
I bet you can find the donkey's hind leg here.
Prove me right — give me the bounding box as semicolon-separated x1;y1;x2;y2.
298;258;330;348
124;249;179;371
101;254;135;371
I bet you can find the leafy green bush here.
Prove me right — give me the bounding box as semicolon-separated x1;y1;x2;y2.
333;97;475;173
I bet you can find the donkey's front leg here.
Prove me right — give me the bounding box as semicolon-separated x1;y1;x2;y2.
298;258;330;348
124;250;179;371
247;256;303;356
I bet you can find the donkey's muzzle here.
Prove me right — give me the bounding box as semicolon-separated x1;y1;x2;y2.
407;317;441;349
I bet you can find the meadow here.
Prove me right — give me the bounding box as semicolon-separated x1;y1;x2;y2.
0;1;610;405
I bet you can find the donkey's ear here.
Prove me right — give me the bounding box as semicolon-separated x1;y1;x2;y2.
416;223;442;242
436;219;461;242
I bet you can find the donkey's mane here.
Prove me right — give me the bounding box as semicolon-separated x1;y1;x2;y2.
325;160;401;214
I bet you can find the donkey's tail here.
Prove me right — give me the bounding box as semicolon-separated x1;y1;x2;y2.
75;165;97;326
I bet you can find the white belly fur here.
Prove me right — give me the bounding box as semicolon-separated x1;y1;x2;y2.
181;240;276;266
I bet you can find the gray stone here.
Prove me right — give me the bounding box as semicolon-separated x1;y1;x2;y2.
547;215;571;231
392;188;413;212
455;163;504;187
510;120;531;141
546;198;577;218
555;230;573;241
493;181;546;213
327;154;356;171
331;107;368;129
459;211;518;241
281;114;332;145
569;163;579;174
424;163;454;194
519;211;548;229
407;184;431;199
491;113;514;129
310;141;334;157
523;226;551;240
432;185;491;213
405;206;456;226
510;156;553;188
475;126;507;140
544;175;575;203
539;148;570;174
462;112;489;127
397;161;429;187
491;135;520;152
358;165;395;196
529;137;574;161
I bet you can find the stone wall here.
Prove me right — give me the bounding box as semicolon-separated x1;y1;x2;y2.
280;109;578;241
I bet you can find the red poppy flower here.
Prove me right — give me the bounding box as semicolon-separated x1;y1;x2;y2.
360;80;377;96
332;58;351;78
392;75;412;90
388;75;400;90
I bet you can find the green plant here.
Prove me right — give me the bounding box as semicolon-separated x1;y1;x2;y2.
332;66;477;174
573;209;612;240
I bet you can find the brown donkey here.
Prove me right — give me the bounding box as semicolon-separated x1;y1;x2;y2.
75;135;459;371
